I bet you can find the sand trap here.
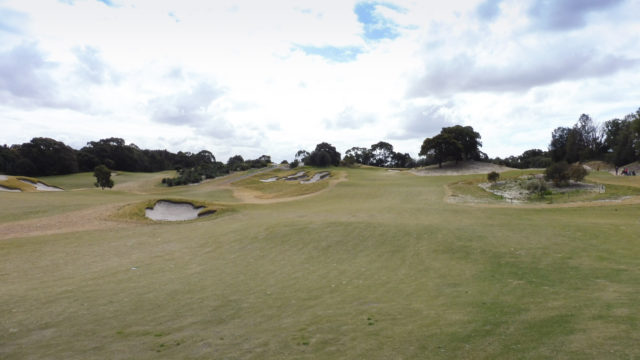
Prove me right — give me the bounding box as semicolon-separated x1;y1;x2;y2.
0;185;21;192
260;176;279;183
145;200;213;221
0;175;8;181
19;179;63;191
411;161;514;176
285;171;307;180
301;172;330;184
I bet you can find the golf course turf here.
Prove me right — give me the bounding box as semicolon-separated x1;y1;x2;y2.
1;166;639;359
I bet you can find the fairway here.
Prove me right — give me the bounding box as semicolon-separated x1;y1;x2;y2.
1;168;640;359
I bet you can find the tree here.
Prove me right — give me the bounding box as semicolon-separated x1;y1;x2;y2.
370;141;395;167
93;165;114;189
419;133;463;168
545;161;570;187
440;125;483;161
487;171;499;182
295;150;310;163
308;142;341;167
17;137;78;176
345;147;372;165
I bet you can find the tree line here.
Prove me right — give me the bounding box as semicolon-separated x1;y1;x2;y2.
0;137;271;182
492;108;640;169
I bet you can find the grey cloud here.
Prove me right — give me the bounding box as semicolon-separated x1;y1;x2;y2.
325;107;376;129
410;49;640;97
0;43;59;107
149;82;224;125
528;0;626;31
388;104;454;140
73;46;118;84
476;0;504;21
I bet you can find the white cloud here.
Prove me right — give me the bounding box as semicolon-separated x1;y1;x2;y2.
0;0;639;162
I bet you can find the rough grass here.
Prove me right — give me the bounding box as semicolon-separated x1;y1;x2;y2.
1;167;640;359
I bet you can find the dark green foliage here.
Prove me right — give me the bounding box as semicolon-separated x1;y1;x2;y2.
545;162;570;187
370;141;395;167
487;171;499;182
93;165;114;189
420;125;482;168
568;164;588;181
419;132;464;168
15;137;78;176
289;159;299;169
492;149;552;169
307;142;340;167
295;150;310;164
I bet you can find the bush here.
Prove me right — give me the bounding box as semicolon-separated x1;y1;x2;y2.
545;161;570;187
289;159;299;169
568;164;588;182
487;171;499;182
525;178;547;197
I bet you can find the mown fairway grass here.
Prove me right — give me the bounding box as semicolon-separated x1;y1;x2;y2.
1;168;640;359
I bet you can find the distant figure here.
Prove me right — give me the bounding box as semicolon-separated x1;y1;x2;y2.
633;170;637;176
615;166;619;175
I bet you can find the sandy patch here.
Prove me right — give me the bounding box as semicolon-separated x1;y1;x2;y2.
145;201;211;221
411;161;514;176
0;185;21;192
300;171;330;184
260;176;279;183
19;179;63;191
285;171;307;180
0;175;8;181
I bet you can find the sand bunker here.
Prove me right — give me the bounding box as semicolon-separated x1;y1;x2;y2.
19;179;63;191
412;161;514;176
260;176;279;183
0;175;8;181
0;185;21;192
285;171;307;180
301;172;330;184
145;201;213;221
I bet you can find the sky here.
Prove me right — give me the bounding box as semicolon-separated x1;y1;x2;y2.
1;0;639;162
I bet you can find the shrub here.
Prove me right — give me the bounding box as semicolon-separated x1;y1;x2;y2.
290;160;299;169
568;164;588;182
525;178;548;197
545;161;570;187
487;171;500;182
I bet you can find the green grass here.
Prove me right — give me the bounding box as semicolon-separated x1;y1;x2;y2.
1;167;640;359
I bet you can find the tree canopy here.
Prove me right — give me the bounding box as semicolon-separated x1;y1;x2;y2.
419;125;482;167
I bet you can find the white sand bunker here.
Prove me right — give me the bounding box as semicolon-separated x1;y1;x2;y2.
260;176;279;183
145;201;214;221
285;171;307;180
301;172;330;184
19;179;63;191
0;175;8;181
0;185;21;192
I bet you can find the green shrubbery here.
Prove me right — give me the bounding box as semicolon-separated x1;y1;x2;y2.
487;171;499;182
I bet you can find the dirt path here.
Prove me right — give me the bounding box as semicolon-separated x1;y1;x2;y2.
0;203;134;241
227;171;348;204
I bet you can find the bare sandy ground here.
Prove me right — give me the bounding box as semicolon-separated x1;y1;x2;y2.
411;161;514;176
19;179;63;191
0;175;8;181
0;203;133;241
145;201;205;221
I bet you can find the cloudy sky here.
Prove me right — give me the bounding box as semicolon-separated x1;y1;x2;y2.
1;0;639;161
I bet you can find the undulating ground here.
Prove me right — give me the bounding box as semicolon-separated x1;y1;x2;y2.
1;167;639;359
